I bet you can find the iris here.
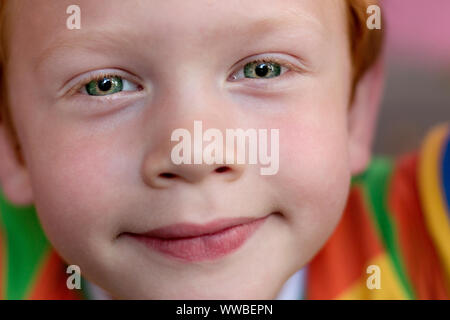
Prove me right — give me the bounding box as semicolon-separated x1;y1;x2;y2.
85;76;124;96
244;61;281;79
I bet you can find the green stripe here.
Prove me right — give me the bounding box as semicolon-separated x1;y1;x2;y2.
0;222;5;299
0;189;50;299
353;157;415;299
79;277;93;300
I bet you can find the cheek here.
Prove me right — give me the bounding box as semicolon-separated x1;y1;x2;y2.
24;122;136;254
272;101;351;255
281;118;350;209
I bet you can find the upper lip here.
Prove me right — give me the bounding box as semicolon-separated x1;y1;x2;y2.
130;216;268;239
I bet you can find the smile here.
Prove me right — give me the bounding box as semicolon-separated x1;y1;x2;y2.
123;215;270;262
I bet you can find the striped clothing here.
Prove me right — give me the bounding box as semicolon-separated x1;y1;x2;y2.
306;123;450;299
0;124;449;300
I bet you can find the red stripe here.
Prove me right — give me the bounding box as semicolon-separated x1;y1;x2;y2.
28;250;82;300
388;152;449;299
307;186;384;299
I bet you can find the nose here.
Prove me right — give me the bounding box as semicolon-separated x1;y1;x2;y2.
141;123;246;189
140;68;248;189
143;158;244;189
142;150;245;189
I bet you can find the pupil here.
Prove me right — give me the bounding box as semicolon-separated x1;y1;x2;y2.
255;64;270;77
98;78;112;91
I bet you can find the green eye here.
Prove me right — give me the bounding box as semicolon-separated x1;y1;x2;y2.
85;76;124;96
244;61;282;79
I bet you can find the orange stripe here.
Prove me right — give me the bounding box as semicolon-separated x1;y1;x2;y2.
307;186;384;299
388;152;449;299
28;250;82;300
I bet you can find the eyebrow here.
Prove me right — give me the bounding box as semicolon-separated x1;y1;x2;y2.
35;11;326;72
34;28;138;72
228;8;326;36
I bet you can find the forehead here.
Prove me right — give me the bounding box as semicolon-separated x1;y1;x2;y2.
5;0;347;64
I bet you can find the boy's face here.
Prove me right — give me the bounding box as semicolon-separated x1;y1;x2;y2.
5;0;355;298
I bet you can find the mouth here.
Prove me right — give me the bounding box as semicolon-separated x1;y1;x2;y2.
122;214;271;262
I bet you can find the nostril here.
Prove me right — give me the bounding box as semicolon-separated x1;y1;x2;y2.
215;166;231;174
159;172;177;179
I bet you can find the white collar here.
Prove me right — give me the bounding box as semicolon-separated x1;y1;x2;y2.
276;266;307;300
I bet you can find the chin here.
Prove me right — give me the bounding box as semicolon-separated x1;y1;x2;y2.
106;277;281;300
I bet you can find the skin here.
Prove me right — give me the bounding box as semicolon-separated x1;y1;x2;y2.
0;0;383;299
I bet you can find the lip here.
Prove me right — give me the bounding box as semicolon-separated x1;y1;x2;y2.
124;215;269;262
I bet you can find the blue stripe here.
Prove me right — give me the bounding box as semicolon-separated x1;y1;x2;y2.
442;130;450;219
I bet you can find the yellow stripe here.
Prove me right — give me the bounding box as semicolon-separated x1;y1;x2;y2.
418;123;450;287
338;254;409;300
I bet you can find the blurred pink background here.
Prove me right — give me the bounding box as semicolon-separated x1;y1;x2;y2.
383;0;450;67
373;0;450;156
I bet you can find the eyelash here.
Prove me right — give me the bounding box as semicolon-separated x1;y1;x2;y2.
68;71;142;96
67;56;301;96
230;56;301;80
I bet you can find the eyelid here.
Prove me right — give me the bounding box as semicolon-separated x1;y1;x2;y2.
228;53;308;80
59;69;143;97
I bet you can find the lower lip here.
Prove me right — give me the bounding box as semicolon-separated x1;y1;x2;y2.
129;217;268;262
